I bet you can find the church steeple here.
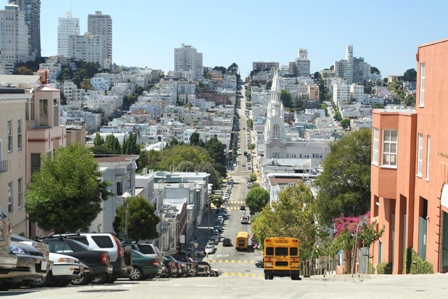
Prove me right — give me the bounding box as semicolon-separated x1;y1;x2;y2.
264;69;287;159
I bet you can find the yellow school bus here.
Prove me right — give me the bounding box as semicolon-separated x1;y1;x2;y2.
263;237;301;280
235;231;249;251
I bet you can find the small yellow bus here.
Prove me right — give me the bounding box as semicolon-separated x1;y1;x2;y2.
235;231;249;251
263;237;301;280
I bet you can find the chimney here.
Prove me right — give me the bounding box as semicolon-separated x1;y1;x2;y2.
37;70;48;84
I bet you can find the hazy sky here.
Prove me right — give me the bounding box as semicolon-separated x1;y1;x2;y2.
39;0;448;77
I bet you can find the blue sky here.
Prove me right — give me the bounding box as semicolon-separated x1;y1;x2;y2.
40;0;448;78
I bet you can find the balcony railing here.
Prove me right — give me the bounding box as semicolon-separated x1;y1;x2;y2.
0;160;8;173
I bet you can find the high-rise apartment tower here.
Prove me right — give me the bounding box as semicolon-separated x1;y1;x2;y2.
8;0;41;60
87;11;112;69
58;11;80;57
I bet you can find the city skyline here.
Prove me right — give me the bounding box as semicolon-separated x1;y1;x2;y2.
39;0;448;77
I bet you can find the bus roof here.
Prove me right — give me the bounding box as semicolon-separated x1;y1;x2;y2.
236;231;249;238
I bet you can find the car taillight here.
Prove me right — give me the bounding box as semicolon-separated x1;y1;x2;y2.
101;252;108;264
113;236;123;257
151;259;159;266
290;257;299;262
265;257;273;262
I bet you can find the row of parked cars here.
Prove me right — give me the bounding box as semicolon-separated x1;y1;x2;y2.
0;205;221;292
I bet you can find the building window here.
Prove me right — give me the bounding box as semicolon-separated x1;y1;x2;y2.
417;133;423;177
273;124;279;137
426;136;431;181
8;182;12;214
18;177;23;209
372;128;379;165
7;120;12;152
17;119;22;151
31;153;41;178
419;63;425;107
39;99;48;127
382;130;398;167
54;99;59;126
26;97;35;121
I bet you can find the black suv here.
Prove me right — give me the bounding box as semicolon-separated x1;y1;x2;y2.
40;237;112;285
51;233;132;283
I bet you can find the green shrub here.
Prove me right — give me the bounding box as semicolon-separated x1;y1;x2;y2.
403;248;433;274
377;262;393;274
368;262;376;274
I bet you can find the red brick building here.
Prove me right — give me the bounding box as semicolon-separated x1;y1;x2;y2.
370;38;448;273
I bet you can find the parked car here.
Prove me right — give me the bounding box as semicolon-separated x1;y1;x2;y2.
196;261;221;277
128;250;160;281
161;256;176;278
7;241;50;288
124;243;163;266
11;234;54;288
40;237;113;285
205;244;215;254
255;260;264;268
223;238;233;247
210;235;220;245
61;233;132;283
45;253;91;287
0;205;19;291
165;256;189;277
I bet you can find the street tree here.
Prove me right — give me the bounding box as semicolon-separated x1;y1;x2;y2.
245;187;269;213
196;162;221;190
189;132;200;146
251;183;316;259
249;173;257;182
211;194;224;209
280;90;292;109
26;144;113;233
113;196;160;242
176;161;195;172
313;128;372;226
403;68;417;82
93;133;104;146
371;66;381;74
205;137;227;177
340;118;350;130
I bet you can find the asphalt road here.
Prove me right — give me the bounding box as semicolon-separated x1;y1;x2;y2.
6;274;448;298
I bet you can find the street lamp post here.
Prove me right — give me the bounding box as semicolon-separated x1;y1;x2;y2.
193;242;198;260
121;191;133;242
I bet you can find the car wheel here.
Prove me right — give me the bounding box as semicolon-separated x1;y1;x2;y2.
28;272;51;288
129;267;144;281
91;273;108;284
71;275;92;285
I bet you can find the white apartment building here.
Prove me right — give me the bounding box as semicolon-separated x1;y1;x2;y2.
68;33;104;67
174;44;203;80
350;84;365;102
57;11;80;57
90;77;109;91
88;11;112;69
296;48;310;77
333;82;350;105
0;4;28;74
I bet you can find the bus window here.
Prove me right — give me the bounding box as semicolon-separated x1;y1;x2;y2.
290;248;298;256
275;247;288;256
266;247;274;255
